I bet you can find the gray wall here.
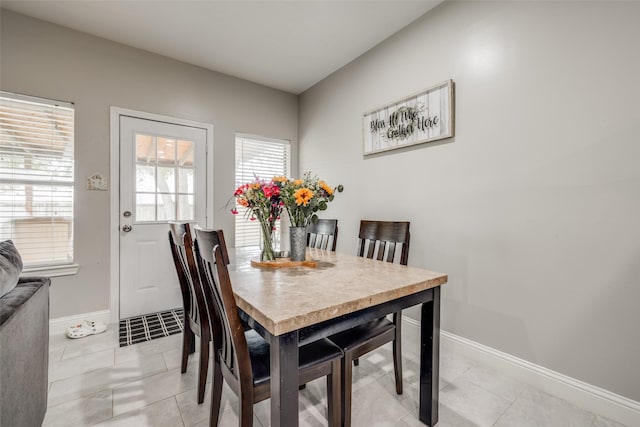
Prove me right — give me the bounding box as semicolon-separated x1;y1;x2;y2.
299;1;640;401
0;10;299;319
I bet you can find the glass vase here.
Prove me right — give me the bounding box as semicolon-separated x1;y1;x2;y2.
259;222;276;262
289;226;307;262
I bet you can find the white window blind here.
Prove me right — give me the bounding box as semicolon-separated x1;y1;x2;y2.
235;135;290;247
0;92;74;267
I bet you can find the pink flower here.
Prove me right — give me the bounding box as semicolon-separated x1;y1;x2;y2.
234;184;248;196
231;208;238;215
263;184;280;198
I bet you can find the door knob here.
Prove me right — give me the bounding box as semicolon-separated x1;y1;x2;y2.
122;224;132;232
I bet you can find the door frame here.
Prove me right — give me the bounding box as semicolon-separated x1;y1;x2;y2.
109;107;214;324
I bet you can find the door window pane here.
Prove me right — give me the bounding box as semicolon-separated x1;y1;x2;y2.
136;134;156;163
136;165;156;192
177;140;194;166
134;135;195;223
157;194;176;221
177;195;194;221
157;167;175;193
136;193;155;222
178;168;193;193
157;137;176;165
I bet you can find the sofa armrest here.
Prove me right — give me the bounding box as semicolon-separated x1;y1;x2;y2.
0;277;50;327
0;276;50;427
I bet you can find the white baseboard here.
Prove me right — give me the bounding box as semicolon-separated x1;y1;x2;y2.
49;309;112;335
402;317;640;427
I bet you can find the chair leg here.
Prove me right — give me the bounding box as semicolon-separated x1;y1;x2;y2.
393;315;403;395
198;336;210;404
181;327;194;373
326;359;341;427
341;352;354;427
239;394;254;427
190;331;196;354
392;337;403;395
210;359;223;426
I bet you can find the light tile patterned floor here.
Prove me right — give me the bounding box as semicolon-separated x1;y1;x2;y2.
45;325;627;427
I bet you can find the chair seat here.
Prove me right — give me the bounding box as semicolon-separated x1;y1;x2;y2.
246;329;343;387
328;318;395;352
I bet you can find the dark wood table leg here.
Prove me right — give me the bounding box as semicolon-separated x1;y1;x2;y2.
270;330;299;427
419;286;441;426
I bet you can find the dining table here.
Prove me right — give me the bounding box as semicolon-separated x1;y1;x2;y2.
227;247;448;427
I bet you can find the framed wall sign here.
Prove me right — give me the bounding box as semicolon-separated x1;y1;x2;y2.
363;79;454;155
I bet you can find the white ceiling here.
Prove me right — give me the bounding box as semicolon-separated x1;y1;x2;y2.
1;0;442;94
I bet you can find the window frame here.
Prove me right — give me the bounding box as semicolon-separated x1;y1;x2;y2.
0;91;78;276
234;134;291;248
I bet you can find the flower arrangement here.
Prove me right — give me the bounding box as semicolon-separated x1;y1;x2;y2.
231;173;343;262
280;172;344;227
231;178;285;261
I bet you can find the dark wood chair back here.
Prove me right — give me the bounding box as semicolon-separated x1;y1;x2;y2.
169;221;216;404
193;227;254;395
194;228;343;426
307;219;338;251
331;219;411;424
358;220;410;265
168;222;207;331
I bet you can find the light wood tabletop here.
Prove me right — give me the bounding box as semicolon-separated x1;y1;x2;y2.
226;247;447;427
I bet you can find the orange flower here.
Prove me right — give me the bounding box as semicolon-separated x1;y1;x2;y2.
237;198;249;207
319;180;333;196
292;179;303;187
273;176;288;183
249;183;261;190
294;188;314;206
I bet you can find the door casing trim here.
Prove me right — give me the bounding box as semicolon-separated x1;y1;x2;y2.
109;107;214;324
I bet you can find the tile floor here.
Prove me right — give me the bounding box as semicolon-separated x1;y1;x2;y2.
45;325;626;427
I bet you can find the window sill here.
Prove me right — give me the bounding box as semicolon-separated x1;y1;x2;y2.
22;263;80;278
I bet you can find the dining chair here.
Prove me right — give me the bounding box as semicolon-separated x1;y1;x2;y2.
300;218;340;392
329;220;410;426
168;221;211;404
307;218;338;251
192;227;343;427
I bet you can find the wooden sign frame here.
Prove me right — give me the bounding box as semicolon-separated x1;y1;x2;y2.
363;79;455;155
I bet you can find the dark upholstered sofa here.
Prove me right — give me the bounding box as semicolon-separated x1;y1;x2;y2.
0;241;50;427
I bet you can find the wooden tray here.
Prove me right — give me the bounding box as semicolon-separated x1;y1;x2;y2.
250;258;318;269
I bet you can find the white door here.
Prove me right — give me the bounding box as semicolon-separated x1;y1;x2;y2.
119;116;207;319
